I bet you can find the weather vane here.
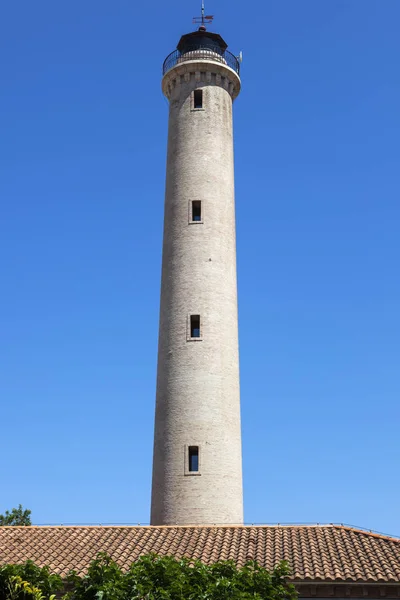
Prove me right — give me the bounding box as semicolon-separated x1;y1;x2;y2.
193;0;214;27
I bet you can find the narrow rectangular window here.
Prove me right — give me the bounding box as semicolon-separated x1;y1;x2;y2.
194;89;203;109
192;201;202;222
190;314;200;338
188;446;199;472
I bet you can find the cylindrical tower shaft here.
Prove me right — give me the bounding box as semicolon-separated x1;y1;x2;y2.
151;35;242;525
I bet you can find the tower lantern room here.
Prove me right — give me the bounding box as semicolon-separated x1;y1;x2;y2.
162;26;241;95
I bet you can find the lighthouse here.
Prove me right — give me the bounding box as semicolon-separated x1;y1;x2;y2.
150;10;243;526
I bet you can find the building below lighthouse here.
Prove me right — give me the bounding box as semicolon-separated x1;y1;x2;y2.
150;21;243;525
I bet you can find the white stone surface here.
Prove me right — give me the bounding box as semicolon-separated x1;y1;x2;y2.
150;58;243;525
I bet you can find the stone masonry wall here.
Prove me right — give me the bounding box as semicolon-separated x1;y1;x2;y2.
150;60;243;525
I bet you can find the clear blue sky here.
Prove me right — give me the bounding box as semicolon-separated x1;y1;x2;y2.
1;0;399;534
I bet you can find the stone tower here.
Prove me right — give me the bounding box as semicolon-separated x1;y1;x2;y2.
150;20;243;526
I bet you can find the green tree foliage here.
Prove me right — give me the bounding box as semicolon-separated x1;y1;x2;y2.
0;506;32;527
0;553;297;600
66;552;298;600
0;562;63;600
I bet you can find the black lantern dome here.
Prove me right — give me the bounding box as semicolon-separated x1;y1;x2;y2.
177;27;228;56
162;25;240;76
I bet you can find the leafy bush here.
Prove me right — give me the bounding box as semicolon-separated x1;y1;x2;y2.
0;562;63;600
1;553;297;600
66;553;297;600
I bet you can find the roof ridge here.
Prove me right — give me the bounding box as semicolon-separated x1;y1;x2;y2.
0;524;337;530
333;525;400;544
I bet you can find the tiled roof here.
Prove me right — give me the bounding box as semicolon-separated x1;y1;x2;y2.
0;525;400;583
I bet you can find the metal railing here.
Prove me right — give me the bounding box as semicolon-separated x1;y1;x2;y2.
163;46;240;76
29;522;400;538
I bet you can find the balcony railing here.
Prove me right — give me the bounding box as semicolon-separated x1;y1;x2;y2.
163;46;240;76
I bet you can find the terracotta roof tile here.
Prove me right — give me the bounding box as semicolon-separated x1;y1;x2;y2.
0;525;399;584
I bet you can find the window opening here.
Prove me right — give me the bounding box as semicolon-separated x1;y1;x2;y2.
190;315;200;338
188;446;199;472
192;201;202;222
194;89;203;109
